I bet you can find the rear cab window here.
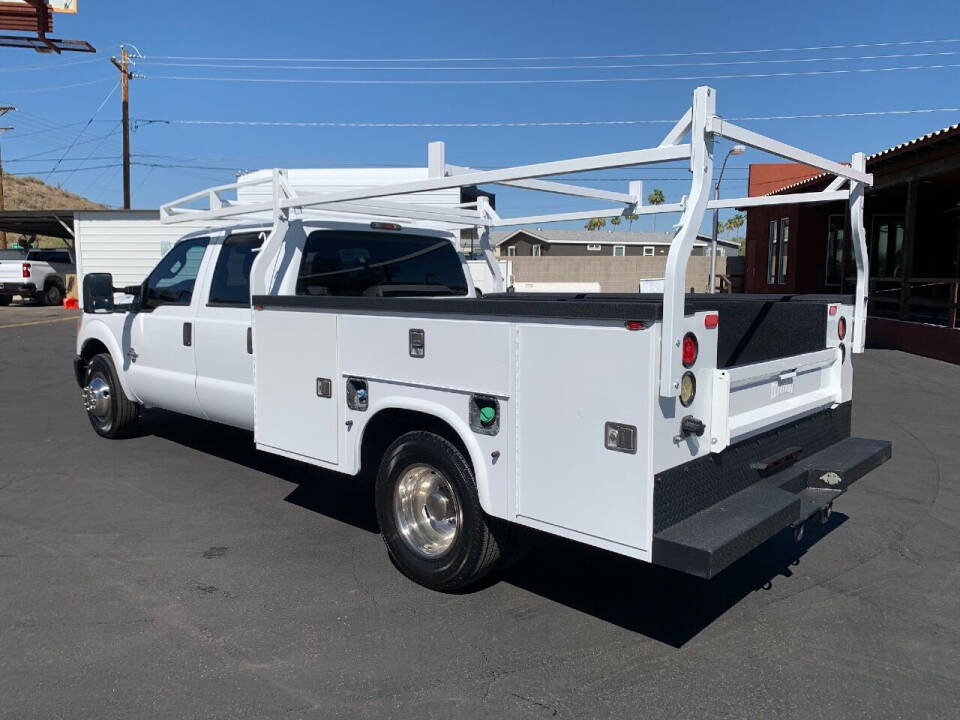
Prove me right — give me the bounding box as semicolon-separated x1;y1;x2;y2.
26;250;72;263
208;232;264;305
296;231;468;297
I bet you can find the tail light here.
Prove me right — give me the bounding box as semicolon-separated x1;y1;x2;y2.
838;316;847;340
22;262;31;278
682;333;698;367
679;371;697;407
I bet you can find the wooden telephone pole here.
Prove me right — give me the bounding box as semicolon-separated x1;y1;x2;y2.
0;106;14;250
110;47;138;209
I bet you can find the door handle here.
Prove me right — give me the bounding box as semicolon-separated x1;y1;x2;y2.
183;322;192;347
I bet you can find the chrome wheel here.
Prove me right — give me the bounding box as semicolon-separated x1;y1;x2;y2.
393;463;462;558
82;373;112;421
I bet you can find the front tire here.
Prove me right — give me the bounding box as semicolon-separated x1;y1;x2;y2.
82;353;140;438
375;431;510;592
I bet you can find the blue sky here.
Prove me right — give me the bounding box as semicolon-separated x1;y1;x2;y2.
2;0;959;231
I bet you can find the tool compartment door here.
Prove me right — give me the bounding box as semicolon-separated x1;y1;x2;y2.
253;308;340;465
516;323;655;553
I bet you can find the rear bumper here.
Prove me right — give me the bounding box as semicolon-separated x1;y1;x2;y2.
652;404;891;578
0;282;36;294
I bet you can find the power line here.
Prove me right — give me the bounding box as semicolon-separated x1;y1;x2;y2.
7;130;122;162
146;61;960;85
3;77;116;95
0;56;103;73
135;106;960;130
59;122;123;185
44;82;120;181
136;50;960;72
144;37;960;63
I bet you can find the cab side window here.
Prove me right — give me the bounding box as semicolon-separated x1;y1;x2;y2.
208;233;264;305
143;237;209;310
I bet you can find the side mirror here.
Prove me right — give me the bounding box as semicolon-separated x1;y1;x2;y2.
83;273;115;313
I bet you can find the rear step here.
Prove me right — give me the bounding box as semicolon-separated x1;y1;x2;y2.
652;437;891;578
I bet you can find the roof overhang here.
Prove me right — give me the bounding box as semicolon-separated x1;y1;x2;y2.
0;209;75;239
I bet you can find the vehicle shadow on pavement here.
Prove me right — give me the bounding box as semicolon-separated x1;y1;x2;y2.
500;516;846;646
143;408;846;645
143;409;379;533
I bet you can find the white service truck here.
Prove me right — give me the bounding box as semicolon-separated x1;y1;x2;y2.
0;248;74;305
75;87;890;591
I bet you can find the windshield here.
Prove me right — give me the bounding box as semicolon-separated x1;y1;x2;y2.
296;231;468;297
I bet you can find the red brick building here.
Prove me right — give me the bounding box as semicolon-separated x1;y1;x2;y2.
743;123;960;363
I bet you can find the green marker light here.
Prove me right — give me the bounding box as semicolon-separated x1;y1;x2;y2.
479;406;496;425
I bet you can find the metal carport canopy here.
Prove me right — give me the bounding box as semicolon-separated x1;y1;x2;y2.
0;210;76;240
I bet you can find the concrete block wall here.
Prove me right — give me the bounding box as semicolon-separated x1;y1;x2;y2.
509;256;727;293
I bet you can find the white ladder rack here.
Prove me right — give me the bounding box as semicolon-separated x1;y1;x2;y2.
159;86;873;399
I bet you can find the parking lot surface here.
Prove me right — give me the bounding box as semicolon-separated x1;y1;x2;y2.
1;306;958;719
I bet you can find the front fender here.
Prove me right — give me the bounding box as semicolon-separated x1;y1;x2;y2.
357;396;496;515
78;316;139;402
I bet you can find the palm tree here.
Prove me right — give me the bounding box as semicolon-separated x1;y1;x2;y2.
584;217;607;231
624;212;639;231
647;188;665;231
610;216;622;230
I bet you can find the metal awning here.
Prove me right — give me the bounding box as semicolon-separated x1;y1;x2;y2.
0;210;75;239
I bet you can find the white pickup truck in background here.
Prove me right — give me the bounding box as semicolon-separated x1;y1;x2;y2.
74;87;891;592
0;248;74;306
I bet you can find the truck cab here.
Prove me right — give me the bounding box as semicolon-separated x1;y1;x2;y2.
75;222;472;430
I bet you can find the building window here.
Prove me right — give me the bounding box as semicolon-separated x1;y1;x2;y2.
767;220;778;283
642;246;655;256
767;218;789;285
506;245;516;257
825;215;845;286
871;215;905;279
587;244;601;251
778;217;789;284
532;244;542;257
613;245;626;257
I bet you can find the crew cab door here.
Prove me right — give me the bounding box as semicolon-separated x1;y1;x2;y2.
194;231;264;430
127;236;210;417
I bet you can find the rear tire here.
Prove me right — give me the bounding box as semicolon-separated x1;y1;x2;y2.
375;431;512;592
82;353;140;438
43;282;64;306
0;296;10;306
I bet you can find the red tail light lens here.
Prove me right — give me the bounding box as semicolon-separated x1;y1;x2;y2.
624;320;647;331
704;313;719;329
838;316;847;340
22;263;31;278
682;333;698;368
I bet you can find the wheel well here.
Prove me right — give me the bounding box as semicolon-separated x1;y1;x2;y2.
80;339;110;362
44;276;65;289
360;408;472;476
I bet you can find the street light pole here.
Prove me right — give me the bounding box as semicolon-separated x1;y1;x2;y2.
710;144;746;293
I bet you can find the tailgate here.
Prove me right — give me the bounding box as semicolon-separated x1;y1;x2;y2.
709;301;851;450
0;261;25;283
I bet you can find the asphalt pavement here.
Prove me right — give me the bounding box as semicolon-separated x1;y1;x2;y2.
1;305;958;719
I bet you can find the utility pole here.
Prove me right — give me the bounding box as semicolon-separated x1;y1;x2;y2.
110;47;141;209
0;106;14;250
